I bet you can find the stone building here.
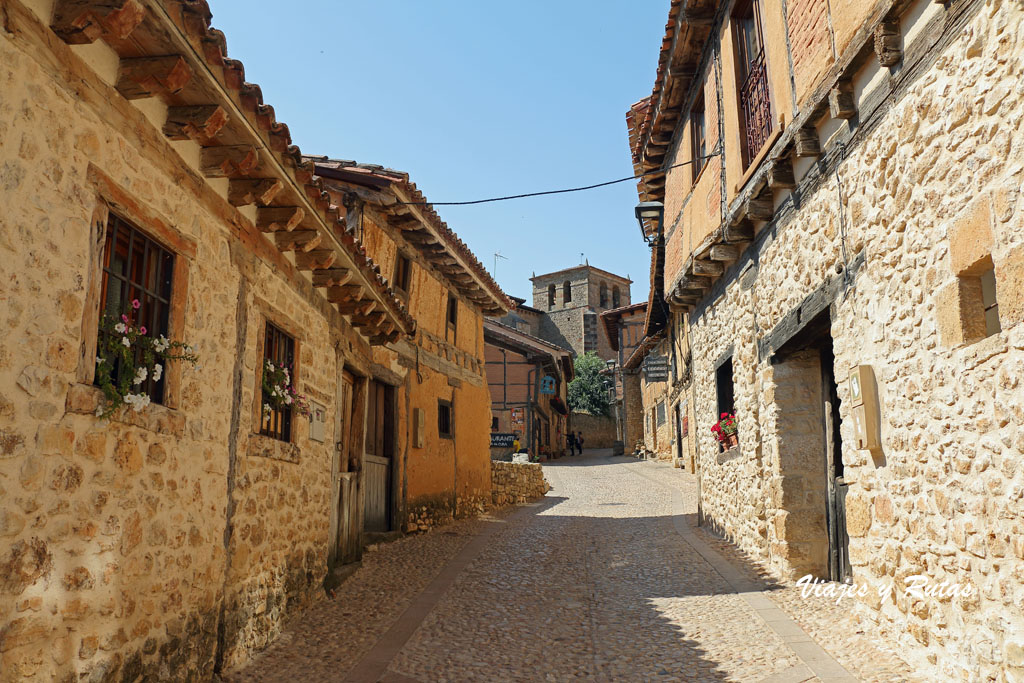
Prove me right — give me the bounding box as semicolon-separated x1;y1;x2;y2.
627;0;1024;678
483;320;573;459
528;265;632;360
309;159;510;535
0;1;506;679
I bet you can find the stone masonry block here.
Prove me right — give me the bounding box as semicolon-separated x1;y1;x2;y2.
995;245;1024;327
949;197;993;276
935;278;987;347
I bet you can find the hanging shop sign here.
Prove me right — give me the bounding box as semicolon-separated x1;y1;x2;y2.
540;375;556;394
643;354;669;382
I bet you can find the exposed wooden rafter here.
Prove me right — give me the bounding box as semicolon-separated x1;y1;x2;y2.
116;56;192;99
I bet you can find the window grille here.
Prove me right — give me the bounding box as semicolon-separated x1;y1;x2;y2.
261;323;295;442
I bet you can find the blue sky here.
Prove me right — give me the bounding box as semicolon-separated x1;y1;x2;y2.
210;1;668;303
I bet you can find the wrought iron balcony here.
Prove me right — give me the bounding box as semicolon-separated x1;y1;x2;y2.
739;48;772;164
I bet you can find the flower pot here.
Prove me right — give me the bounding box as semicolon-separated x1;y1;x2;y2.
723;433;739;450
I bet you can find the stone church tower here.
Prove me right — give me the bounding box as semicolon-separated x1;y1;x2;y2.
529;265;632;360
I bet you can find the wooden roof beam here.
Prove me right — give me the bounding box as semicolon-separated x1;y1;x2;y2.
163;105;228;143
326;284;366;304
228;178;284;207
311;268;353;288
116;56;192;99
51;0;145;44
294;249;336;270
274;229;321;252
257;207;304;233
200;145;259;178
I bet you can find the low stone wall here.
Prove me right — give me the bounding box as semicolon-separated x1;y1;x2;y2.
570;411;617;448
491;461;549;507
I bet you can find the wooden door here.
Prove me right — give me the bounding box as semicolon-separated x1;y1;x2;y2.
330;370;360;566
364;380;394;533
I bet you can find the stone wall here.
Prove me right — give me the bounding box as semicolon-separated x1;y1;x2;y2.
680;1;1024;677
570;411;617;449
490;461;549;507
0;11;360;678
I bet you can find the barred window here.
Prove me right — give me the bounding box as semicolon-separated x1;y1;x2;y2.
98;214;175;403
261;323;295;442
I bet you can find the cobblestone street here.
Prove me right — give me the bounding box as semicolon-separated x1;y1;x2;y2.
228;452;919;682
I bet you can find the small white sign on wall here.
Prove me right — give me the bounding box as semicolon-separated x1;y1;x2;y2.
309;401;326;442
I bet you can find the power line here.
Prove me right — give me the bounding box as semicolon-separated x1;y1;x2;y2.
396;152;721;206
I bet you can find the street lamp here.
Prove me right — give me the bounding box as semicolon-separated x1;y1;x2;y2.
634;201;664;244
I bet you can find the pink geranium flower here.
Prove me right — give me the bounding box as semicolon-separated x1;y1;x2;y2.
140;327;147;335
132;299;141;309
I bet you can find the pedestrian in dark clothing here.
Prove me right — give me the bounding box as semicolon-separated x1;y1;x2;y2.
577;431;585;454
567;432;576;456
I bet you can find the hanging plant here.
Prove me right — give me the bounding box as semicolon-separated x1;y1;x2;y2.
94;300;198;419
261;359;311;418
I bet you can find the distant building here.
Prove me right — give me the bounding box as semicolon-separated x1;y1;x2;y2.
527;265;632;360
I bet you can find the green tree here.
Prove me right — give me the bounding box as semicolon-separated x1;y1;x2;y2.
567;352;611;416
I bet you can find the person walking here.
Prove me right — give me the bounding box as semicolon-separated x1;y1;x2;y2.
566;431;576;456
577;431;585;454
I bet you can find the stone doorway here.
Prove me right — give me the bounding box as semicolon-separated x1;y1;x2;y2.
769;310;850;581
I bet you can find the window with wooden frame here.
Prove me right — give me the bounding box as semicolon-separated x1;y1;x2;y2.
261;322;296;442
97;213;175;404
691;93;708;181
733;0;772;168
438;399;454;439
445;294;458;343
394;253;412;295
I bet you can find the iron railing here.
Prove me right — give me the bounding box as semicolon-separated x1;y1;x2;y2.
739;48;772;164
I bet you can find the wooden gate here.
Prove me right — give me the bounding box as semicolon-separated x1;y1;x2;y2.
363;380;394;533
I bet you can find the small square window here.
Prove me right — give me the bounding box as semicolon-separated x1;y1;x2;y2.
716;357;735;418
394;254;412;294
980;268;1001;337
691;94;707;181
446;294;458;343
261;323;296;442
438;399;453;439
96;213;175;405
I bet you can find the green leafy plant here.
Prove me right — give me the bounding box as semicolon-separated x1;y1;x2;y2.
261;359;310;418
567;352;611;417
94;301;198;419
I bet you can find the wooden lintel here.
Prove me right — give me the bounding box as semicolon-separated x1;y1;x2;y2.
163;105;228;142
51;0;145;44
274;229;321;253
692;259;724;277
294;249;336;270
829;81;856;120
228;178;283;207
312;268;353;288
256;206;304;233
200;145;259;178
874;20;902;67
116;56;192;100
794;127;821;157
766;160;796;189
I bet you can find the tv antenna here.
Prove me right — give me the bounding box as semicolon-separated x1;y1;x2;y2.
493;251;509;278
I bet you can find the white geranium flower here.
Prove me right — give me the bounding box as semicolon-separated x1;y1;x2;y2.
114;322;127;333
285;394;293;405
124;393;151;412
154;336;169;353
152;364;163;382
96;356;104;364
133;367;148;385
121;337;131;347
